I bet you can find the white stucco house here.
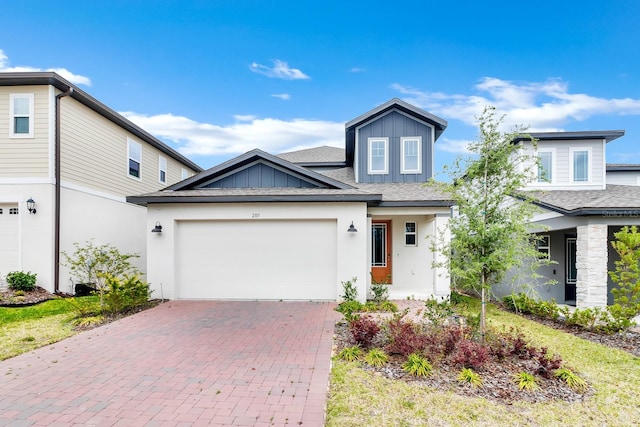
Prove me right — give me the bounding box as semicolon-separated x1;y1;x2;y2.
128;99;454;302
0;72;202;294
493;131;640;308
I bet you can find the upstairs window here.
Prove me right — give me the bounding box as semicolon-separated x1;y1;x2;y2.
181;168;190;180
368;138;388;174
128;139;142;179
159;156;167;184
401;137;422;174
537;151;553;183
570;148;591;182
10;93;34;138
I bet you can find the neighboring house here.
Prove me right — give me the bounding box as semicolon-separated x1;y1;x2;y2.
128;99;454;302
494;131;640;308
0;72;202;293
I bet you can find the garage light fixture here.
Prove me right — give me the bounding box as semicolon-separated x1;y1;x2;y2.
26;198;36;215
151;221;163;233
347;221;357;233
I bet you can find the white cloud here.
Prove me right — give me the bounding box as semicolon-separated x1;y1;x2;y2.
392;77;640;131
249;59;310;80
271;93;291;100
121;111;343;156
350;67;365;73
0;49;91;86
437;138;473;154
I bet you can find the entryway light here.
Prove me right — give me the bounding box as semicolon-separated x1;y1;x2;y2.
26;198;36;215
347;221;358;233
152;221;163;233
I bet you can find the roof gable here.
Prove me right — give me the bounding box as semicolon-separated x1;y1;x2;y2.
167;149;354;191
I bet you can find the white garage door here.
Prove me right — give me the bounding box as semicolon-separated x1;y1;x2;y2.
0;204;20;282
175;219;337;300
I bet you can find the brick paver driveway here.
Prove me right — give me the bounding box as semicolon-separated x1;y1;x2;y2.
0;301;339;426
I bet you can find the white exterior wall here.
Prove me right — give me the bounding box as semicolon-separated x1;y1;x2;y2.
606;171;640;186
146;202;368;302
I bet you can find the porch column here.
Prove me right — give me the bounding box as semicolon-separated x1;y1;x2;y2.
575;224;608;308
432;213;451;299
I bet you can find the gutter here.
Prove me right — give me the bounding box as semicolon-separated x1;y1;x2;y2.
54;87;73;293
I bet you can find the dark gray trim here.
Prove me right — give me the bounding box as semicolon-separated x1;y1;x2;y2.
345;98;448;131
376;200;455;208
513;130;625;144
293;161;347;168
0;72;203;172
525;198;640;217
606;164;640;172
167;149;354;191
127;193;382;206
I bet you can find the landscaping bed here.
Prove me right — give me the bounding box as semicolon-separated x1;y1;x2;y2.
0;286;55;307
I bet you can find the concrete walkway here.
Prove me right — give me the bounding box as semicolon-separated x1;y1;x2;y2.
0;301;339;426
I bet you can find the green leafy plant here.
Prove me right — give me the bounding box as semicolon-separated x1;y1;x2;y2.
338;346;362;362
72;315;105;328
340;277;359;302
423;297;454;326
364;348;389;367
335;300;363;322
369;274;390;303
513;371;539;391
378;301;398;313
13;290;25;297
6;271;37;292
609;226;640;313
402;353;433;377
102;274;151;314
562;307;602;330
554;367;588;392
457;368;483;387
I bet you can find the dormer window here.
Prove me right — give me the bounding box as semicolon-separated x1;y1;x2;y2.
368;138;388;174
537;150;554;183
570;147;591;183
401;137;421;174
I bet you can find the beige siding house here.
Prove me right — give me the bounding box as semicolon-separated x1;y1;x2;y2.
0;72;202;294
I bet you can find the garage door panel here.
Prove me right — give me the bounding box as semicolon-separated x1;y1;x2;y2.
176;220;337;300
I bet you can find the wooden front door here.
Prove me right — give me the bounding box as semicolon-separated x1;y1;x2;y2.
371;220;392;284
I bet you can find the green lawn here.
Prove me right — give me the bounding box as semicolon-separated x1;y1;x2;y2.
0;296;100;360
326;301;640;426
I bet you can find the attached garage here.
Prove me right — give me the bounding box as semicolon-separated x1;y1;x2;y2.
0;204;20;279
175;219;338;300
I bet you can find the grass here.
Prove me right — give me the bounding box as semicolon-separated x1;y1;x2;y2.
0;296;100;360
326;297;640;426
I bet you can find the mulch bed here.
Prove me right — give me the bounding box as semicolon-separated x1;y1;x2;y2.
0;286;56;307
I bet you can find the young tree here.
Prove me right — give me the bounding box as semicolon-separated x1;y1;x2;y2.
431;106;548;339
609;225;640;315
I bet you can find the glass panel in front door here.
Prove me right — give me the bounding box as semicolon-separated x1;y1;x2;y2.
371;224;387;266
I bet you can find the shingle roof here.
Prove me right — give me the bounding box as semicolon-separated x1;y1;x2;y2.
277;146;345;163
527;185;640;215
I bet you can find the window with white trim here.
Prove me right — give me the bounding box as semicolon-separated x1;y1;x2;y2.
570;148;591;182
158;156;167;184
127;139;142;179
10;93;34;138
405;222;417;246
537;151;553;183
181;168;189;180
537;235;550;259
401;137;421;174
368;138;388;174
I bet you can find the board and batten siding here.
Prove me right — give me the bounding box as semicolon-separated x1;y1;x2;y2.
355;110;433;183
525;139;606;190
0;86;51;178
202;162;318;189
59;95;196;196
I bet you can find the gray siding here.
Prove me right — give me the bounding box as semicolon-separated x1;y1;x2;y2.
356;111;433;183
202;162;318;189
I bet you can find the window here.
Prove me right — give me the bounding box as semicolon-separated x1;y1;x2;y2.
9;208;19;215
537;151;553;182
10;93;34;138
401;137;421;173
368;138;388;174
537;235;550;259
159;156;167;184
128;139;142;179
181;168;189;180
566;238;577;284
570;148;590;182
405;222;417;246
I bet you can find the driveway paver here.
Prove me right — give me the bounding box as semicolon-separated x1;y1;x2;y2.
0;300;339;426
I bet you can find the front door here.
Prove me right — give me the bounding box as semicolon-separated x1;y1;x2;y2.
565;236;577;303
371;220;392;284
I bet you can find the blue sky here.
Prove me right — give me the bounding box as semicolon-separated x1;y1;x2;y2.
2;0;640;176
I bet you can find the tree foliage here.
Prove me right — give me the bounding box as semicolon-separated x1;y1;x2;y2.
431;106;549;337
609;225;640;314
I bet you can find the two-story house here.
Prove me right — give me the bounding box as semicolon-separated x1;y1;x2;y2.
493;131;640;308
0;72;202;294
128;99;454;302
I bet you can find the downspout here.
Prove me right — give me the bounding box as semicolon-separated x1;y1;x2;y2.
54;87;73;293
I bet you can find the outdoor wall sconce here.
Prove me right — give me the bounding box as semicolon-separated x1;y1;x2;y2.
26;198;36;215
347;221;357;233
151;221;163;233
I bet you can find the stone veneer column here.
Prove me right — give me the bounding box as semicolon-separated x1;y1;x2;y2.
575;224;608;308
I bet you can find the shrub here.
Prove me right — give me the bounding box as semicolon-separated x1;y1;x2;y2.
386;318;426;356
403;353;433;377
102;274;150;314
600;305;637;333
451;339;490;370
369;281;390;303
563;307;602;330
609;226;640;314
513;372;539;391
457;368;483;387
554;367;588;392
340;277;359;302
423;297;454;326
350;315;380;348
335;300;363;322
536;347;563;378
338;346;362;362
378;301;398;313
6;271;37;292
364;348;388;367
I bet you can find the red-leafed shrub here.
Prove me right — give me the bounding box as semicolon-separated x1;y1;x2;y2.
349;315;380;348
451;339;490;370
386;318;426;356
536;347;563;378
